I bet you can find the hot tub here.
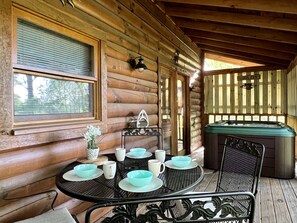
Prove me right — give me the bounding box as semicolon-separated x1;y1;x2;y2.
204;120;296;179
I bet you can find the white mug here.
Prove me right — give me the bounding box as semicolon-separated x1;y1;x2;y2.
115;147;126;161
103;161;116;179
155;149;166;163
148;159;165;177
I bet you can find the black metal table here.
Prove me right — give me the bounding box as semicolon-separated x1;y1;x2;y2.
56;153;204;204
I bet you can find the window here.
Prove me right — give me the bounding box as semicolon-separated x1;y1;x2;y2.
14;73;93;122
13;9;100;125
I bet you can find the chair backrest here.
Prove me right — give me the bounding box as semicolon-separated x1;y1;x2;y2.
15;207;76;223
85;191;255;223
216;135;265;195
5;190;77;223
121;127;163;150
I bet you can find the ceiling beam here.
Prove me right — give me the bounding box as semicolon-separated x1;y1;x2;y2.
175;19;297;45
203;65;286;76
165;6;297;32
205;53;263;67
192;37;295;61
201;45;291;66
204;50;288;68
156;0;297;15
184;29;297;55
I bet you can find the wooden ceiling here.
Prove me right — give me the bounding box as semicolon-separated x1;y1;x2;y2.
140;0;297;68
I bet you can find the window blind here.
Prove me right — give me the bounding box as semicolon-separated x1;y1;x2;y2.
17;19;93;76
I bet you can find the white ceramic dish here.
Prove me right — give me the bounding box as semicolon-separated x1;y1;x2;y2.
126;151;152;159
165;160;198;170
63;168;103;181
119;177;163;193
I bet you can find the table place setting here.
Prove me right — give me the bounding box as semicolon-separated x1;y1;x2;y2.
117;150;166;193
118;170;163;193
62;163;103;182
164;156;198;170
125;148;152;159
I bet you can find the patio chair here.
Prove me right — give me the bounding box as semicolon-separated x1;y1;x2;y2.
85;191;256;222
5;190;77;223
215;135;265;195
15;207;76;223
172;135;265;216
178;135;265;199
121;127;163;150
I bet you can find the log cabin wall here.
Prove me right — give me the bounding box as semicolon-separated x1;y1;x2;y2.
0;0;201;222
287;56;297;158
190;72;203;151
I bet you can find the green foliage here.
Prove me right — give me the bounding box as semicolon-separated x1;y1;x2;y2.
14;73;91;115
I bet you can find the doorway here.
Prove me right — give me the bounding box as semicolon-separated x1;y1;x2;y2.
160;65;190;155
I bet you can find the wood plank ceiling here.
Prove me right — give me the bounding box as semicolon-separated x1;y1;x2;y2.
142;0;297;68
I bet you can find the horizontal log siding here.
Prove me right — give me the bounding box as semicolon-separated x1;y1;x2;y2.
0;0;201;222
190;81;203;151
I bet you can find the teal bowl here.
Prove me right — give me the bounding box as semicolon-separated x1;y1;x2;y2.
171;156;191;168
74;164;97;178
130;148;146;157
127;170;153;187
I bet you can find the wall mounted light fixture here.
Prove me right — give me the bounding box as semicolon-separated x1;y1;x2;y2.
174;50;180;65
240;83;256;90
129;56;147;72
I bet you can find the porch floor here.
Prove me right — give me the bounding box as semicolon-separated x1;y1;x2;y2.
192;148;297;223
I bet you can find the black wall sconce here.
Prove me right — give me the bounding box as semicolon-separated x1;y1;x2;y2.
174;50;180;65
240;83;256;90
129;56;147;72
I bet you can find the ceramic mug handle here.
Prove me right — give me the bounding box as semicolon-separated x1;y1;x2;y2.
160;163;165;174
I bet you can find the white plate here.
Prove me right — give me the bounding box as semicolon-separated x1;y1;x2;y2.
119;177;163;193
165;160;198;170
62;168;103;181
126;151;152;159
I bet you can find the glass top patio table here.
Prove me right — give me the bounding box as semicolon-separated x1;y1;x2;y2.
56;153;204;203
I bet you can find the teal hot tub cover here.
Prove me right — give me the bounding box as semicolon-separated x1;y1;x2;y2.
204;120;296;137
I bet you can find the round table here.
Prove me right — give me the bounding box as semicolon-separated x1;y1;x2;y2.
56;153;204;203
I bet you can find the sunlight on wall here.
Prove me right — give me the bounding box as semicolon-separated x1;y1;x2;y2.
204;58;242;71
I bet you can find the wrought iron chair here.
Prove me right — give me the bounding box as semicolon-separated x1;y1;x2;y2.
215;135;265;195
121;127;163;150
6;190;77;223
15;207;76;223
171;135;265;219
85;191;255;222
